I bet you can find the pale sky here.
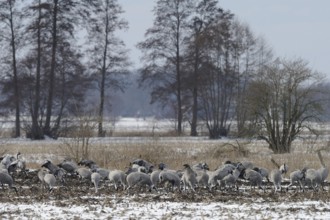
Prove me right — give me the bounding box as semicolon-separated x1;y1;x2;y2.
119;0;330;79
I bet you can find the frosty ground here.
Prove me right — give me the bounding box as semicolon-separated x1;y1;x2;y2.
1;165;330;220
1;188;330;219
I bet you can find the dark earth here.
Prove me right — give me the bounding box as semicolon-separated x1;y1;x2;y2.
1;170;329;205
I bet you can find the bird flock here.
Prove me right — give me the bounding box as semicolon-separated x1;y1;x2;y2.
0;152;329;195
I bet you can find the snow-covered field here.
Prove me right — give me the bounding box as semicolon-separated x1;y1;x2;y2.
1;193;330;219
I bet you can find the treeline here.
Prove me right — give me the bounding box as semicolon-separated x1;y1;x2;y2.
0;0;328;153
137;0;328;153
0;0;130;139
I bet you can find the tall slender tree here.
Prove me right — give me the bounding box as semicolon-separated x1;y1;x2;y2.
0;0;23;137
24;0;48;139
22;0;98;139
184;0;220;136
198;9;234;138
43;0;59;136
138;0;195;135
87;0;130;137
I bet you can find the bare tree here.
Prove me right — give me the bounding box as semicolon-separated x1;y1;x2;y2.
44;0;95;136
21;0;98;139
198;10;234;139
246;58;325;153
183;0;220;136
23;0;50;139
0;0;23;137
138;0;196;135
87;0;130;137
231;21;274;137
187;19;203;136
43;0;59;136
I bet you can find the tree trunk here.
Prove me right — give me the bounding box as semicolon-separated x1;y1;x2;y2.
176;28;182;135
30;0;44;140
44;0;58;137
191;36;199;137
9;1;20;137
98;3;110;137
191;87;198;136
98;53;106;137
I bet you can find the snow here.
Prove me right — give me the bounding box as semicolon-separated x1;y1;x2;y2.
1;198;330;219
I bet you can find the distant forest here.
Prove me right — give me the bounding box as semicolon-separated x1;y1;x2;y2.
111;73;165;118
112;75;330;120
